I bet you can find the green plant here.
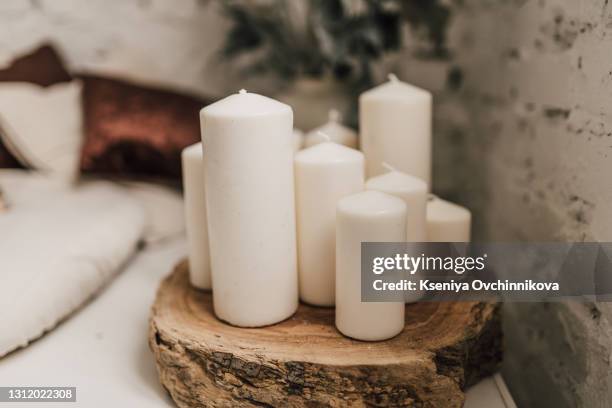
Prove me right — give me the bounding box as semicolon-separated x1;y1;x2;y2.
219;0;451;91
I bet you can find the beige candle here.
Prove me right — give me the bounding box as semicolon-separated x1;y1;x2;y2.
366;163;427;242
304;110;357;149
181;142;211;289
366;163;427;303
427;195;471;242
336;190;406;341
293;128;304;152
201;90;298;327
295;134;364;306
360;74;432;185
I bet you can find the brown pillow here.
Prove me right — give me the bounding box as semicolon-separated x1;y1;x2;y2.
79;75;210;179
0;44;71;87
0;43;72;168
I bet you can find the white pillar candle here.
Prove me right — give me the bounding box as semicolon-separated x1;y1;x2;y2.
365;164;427;303
426;196;471;242
181;142;211;289
293;128;304;152
295;137;364;306
304;110;357;149
360;74;432;185
365;163;427;242
336;190;406;341
201;90;298;327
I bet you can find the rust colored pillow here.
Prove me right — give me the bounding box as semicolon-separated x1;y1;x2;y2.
0;43;72;168
79;75;209;179
0;44;72;87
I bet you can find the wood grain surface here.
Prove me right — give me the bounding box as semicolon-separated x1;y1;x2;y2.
149;260;502;407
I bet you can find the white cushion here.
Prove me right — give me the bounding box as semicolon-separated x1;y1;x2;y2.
0;81;82;181
119;181;185;245
0;178;145;357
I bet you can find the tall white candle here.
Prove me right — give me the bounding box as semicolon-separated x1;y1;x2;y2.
365;164;427;303
336;190;406;341
304;110;357;149
427;196;471;242
295;137;364;306
181;142;211;289
360;74;432;185
201;90;298;327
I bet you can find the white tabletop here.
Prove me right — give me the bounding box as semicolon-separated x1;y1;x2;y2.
0;238;514;407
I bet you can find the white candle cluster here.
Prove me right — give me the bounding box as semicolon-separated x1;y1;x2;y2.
181;76;471;340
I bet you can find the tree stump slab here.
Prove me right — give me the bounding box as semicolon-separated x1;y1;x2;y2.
149;260;502;407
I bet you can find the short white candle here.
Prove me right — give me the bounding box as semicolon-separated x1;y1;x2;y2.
304;110;357;149
336;190;406;341
293;128;304;152
295;135;364;306
427;196;471;242
365;163;427;303
181;142;211;289
360;74;432;186
201;90;298;327
365;163;427;242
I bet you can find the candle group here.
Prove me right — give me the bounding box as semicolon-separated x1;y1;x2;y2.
180;75;472;340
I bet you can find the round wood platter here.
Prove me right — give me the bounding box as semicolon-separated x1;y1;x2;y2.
149;260;502;408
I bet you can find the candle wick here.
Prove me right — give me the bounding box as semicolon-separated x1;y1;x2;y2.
388;73;399;82
382;162;396;172
317;131;332;143
238;89;248;94
328;109;341;123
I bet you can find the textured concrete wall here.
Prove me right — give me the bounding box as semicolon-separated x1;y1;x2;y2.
396;1;612;406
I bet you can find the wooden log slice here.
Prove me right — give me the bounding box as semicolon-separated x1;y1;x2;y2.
149;260;502;408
